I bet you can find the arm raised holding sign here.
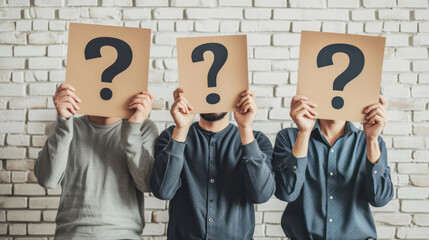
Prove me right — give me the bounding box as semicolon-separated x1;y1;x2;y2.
170;88;195;142
150;88;194;200
272;95;317;202
363;95;393;207
363;95;388;163
234;90;276;204
121;91;158;192
34;83;81;188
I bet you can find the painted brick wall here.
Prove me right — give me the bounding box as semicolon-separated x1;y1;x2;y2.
0;0;429;239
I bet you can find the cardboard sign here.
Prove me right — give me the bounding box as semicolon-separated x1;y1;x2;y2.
177;35;248;114
297;31;386;122
65;23;151;119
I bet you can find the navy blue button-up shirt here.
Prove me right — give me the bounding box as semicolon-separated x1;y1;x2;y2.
273;121;394;240
150;122;275;240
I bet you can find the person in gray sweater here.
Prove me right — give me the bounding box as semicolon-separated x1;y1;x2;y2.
34;83;158;240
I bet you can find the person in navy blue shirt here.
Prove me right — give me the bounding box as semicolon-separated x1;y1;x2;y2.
273;95;394;240
150;88;275;240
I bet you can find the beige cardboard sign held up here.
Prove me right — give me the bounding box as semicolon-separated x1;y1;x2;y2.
177;35;248;114
297;31;386;122
65;23;151;119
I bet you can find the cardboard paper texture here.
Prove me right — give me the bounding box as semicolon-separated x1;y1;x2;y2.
65;23;151;119
177;35;248;114
297;31;386;122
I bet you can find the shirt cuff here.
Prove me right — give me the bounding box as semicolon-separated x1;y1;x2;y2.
241;140;263;160
165;139;186;156
286;154;307;172
366;155;387;178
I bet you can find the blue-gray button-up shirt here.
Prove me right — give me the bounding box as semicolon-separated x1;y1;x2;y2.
273;121;394;240
150;122;275;240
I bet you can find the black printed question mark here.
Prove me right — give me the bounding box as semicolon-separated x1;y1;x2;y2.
191;43;228;105
85;37;133;101
317;43;365;109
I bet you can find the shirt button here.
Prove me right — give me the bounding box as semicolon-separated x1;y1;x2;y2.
329;218;333;223
330;196;333;199
210;160;215;165
210;179;215;184
209;218;214;223
211;142;216;146
374;170;378;174
331;149;334;153
329;172;333;176
209;199;214;203
293;165;297;169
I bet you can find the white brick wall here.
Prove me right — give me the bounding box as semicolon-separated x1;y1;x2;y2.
0;0;428;239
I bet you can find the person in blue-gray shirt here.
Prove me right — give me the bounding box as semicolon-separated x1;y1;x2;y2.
150;88;275;240
273;95;394;240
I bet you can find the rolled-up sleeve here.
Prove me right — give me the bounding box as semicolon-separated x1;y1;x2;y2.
272;130;307;202
365;138;394;207
241;133;276;204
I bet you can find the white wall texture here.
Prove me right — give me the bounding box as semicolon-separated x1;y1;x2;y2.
0;0;429;239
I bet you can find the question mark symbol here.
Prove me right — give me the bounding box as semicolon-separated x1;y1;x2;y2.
317;43;365;109
191;43;228;105
85;37;133;101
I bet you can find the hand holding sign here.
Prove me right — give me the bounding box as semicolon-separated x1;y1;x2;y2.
128;91;154;123
363;95;389;139
177;35;248;114
53;83;81;119
169;88;195;142
234;90;257;129
289;95;318;134
170;88;195;128
297;31;386;122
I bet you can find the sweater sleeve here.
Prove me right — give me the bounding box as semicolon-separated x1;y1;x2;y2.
272;130;307;202
150;127;186;200
34;115;74;189
240;132;276;204
121;119;158;192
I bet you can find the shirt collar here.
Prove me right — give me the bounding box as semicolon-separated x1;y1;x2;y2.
85;115;122;129
312;119;358;137
195;122;234;138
